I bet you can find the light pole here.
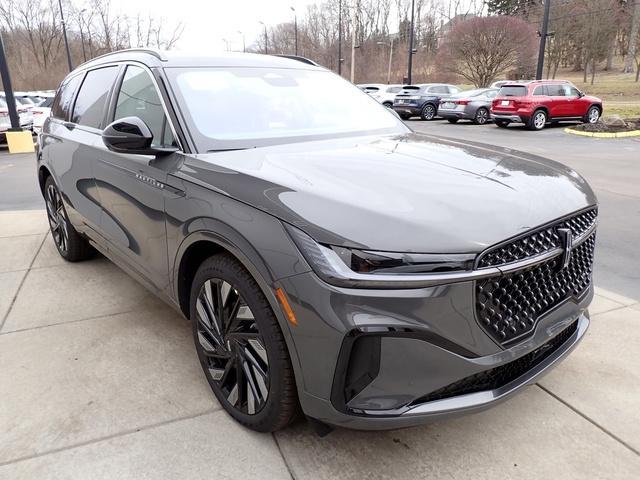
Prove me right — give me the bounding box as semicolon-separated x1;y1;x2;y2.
57;0;73;71
79;8;87;62
407;0;415;84
290;6;298;56
259;21;268;54
377;38;394;84
0;32;20;131
337;0;343;75
238;30;246;53
535;0;552;80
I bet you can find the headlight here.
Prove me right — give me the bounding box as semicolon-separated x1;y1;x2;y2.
285;224;485;289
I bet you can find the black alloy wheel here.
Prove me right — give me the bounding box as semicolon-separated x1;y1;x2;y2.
46;182;68;255
421;103;436;121
44;176;93;261
190;254;299;432
474;107;490;125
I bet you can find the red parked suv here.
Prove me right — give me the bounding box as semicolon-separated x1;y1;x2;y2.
490;80;602;131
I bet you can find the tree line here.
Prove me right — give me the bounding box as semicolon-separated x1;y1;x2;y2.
254;0;640;85
0;0;184;90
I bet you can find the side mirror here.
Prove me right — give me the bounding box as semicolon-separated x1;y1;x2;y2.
102;116;178;156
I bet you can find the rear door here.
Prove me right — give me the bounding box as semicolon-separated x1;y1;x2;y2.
546;83;568;117
93;64;180;290
43;68;118;234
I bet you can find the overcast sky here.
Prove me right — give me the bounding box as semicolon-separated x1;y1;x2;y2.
109;0;320;53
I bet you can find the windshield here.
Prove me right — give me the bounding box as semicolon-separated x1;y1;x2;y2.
166;67;405;151
498;86;527;97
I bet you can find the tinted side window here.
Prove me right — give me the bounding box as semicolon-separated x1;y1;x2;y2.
51;74;84;120
547;84;565;96
113;65;175;147
428;86;448;94
533;86;546;96
72;66;119;128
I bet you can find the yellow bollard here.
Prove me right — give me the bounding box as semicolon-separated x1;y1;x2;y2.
5;130;35;153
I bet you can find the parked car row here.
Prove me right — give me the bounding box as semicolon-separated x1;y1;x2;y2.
0;90;55;140
359;79;603;132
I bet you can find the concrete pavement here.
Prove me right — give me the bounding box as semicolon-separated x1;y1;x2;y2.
0;210;639;479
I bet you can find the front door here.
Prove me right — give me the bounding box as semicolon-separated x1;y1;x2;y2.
94;64;180;291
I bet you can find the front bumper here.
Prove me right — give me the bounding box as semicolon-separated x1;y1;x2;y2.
279;271;591;430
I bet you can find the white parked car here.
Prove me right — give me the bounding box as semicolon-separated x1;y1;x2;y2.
358;83;405;107
32;96;53;133
0;94;34;130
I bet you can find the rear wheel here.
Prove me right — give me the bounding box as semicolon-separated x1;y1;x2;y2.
584;105;600;124
420;103;436;121
528;110;547;130
495;120;509;128
447;118;459;124
190;254;299;432
473;107;490;125
44;176;93;262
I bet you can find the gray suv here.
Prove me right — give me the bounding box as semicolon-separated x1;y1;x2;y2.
37;50;597;433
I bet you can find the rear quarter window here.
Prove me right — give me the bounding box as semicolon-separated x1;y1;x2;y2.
497;86;527;97
51;74;84;120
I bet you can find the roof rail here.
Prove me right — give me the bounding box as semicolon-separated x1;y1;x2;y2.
271;54;319;66
77;48;165;68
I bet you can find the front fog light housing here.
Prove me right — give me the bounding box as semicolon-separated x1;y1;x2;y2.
284;224;477;289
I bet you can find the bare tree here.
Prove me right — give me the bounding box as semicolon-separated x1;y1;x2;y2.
624;0;640;72
436;16;537;87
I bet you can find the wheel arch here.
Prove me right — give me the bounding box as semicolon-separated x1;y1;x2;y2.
38;165;52;196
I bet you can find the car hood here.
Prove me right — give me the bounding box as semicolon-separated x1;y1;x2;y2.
179;133;596;253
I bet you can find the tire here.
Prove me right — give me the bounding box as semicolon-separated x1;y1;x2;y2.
420;103;437;121
44;176;93;262
495;120;509;128
473;107;490;125
190;253;299;432
382;101;393;108
584;105;600;124
528;109;547;130
447;118;459;124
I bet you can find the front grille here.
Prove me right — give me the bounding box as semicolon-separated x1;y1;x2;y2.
412;320;578;405
476;234;595;344
477;208;597;268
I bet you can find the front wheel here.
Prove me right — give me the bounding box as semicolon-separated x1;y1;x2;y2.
420;103;437;121
190;254;299;432
473;107;490;125
584;106;600;124
528;110;547;130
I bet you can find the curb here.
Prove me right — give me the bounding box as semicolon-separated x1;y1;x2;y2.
564;127;640;138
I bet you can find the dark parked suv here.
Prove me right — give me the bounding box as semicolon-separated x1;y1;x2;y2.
38;50;596;433
392;83;460;120
491;80;602;130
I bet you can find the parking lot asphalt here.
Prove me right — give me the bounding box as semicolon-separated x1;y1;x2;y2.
0;125;639;479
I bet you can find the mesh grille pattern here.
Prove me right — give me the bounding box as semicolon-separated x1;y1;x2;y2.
476;234;595;345
477;208;597;268
413;321;578;405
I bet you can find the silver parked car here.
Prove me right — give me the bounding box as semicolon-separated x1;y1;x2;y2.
438;88;499;125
